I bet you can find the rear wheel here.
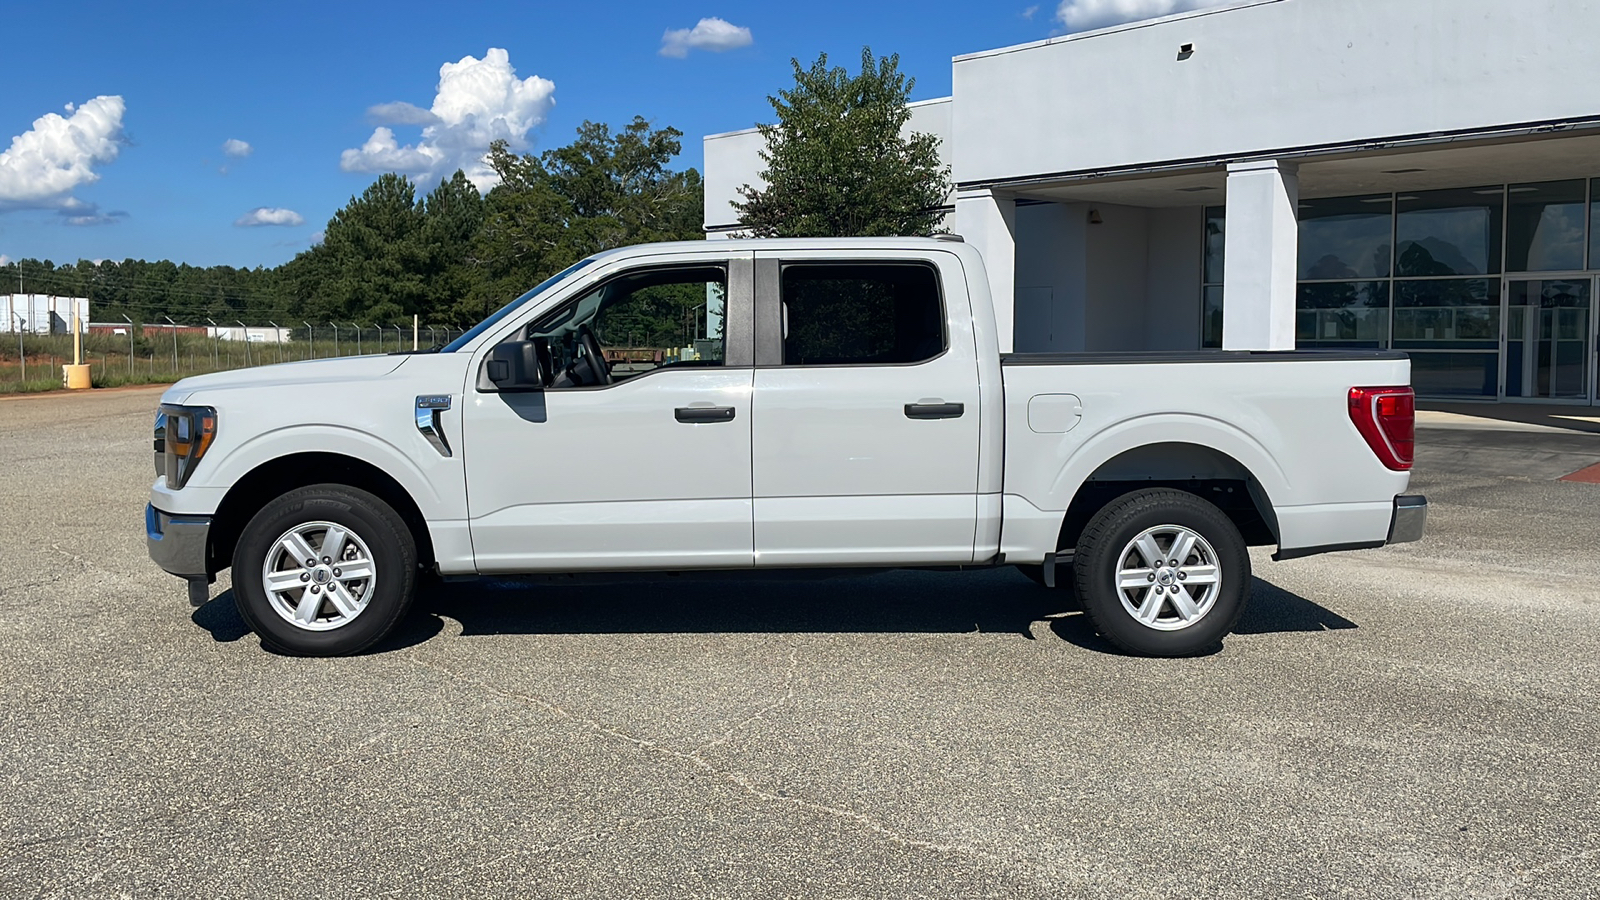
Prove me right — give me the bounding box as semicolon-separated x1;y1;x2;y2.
232;485;417;656
1072;488;1250;657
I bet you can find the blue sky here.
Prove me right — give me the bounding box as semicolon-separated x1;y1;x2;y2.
0;0;1220;269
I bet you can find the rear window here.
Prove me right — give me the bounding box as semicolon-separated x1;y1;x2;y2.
780;263;945;366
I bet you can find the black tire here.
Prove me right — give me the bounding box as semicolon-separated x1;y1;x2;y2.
1072;488;1250;657
232;484;418;656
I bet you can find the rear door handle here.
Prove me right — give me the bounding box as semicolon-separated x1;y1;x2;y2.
904;402;964;420
675;406;737;423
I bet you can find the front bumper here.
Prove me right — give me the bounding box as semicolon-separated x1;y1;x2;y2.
1387;494;1428;544
146;504;212;579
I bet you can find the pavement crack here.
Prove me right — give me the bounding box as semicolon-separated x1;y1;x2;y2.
408;654;1035;871
696;646;799;755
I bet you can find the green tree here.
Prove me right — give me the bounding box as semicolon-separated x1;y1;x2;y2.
420;170;487;321
469;116;704;320
734;48;950;238
287;172;427;324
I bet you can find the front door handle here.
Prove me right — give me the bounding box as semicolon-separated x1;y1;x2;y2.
905;402;964;420
675;406;737;423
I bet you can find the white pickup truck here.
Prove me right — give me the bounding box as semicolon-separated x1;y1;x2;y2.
147;237;1425;657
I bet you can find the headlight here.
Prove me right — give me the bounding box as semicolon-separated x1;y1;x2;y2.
157;404;217;489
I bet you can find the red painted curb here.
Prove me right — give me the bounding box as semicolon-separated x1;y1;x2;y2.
1560;462;1600;484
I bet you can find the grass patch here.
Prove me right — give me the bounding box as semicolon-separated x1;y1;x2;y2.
0;377;67;395
92;372;187;390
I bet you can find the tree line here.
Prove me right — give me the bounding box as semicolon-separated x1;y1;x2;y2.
2;49;948;334
3;116;702;331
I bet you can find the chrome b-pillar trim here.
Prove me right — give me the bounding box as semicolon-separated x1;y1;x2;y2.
415;395;453;457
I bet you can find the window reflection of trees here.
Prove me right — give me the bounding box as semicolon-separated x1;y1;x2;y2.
595;281;725;358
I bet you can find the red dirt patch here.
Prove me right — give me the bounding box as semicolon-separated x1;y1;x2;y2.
1560;462;1600;484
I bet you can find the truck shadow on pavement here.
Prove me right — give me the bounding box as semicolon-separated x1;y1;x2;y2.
190;569;1357;656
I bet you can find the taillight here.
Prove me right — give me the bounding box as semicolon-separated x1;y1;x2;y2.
1349;386;1414;471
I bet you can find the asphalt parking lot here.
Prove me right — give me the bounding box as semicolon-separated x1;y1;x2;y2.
2;387;1598;898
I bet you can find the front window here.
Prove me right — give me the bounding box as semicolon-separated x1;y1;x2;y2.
526;265;727;388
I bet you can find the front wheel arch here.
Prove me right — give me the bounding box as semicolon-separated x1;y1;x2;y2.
207;452;434;577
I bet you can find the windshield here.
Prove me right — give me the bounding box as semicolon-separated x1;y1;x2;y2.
440;258;595;352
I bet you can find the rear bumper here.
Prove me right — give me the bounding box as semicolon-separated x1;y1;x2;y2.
1272;494;1426;561
1387;494;1428;545
146;504;212;578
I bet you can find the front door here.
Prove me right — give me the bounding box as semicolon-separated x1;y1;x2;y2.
463;255;756;573
1503;277;1593;403
749;252;982;566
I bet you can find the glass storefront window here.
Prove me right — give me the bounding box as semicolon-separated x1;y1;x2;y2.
1506;279;1591;399
1203;180;1596;401
1393;278;1500;398
1202;207;1225;348
1392;279;1501;347
1409;352;1501;398
1202;285;1224;349
1203;207;1225;284
1396;187;1504;277
1296;281;1389;347
1299;195;1392;279
1507;180;1586;272
1592;179;1600;269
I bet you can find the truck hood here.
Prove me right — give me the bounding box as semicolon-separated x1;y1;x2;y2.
160;354;412;405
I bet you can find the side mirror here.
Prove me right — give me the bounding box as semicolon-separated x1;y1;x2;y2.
482;341;543;393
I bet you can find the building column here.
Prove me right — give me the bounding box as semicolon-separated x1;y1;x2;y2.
955;188;1017;352
1221;160;1299;350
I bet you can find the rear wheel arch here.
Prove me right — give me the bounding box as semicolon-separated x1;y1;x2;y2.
1051;442;1280;555
207;452;435;576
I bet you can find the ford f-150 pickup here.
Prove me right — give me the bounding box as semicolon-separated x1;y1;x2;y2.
147;237;1426;657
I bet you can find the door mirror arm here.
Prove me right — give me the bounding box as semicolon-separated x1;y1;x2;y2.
479;341;544;393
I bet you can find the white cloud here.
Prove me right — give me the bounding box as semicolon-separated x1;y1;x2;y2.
235;207;305;227
222;138;253;158
1056;0;1230;31
340;48;555;192
0;254;10;266
1022;5;1040;19
310;230;325;244
660;18;753;58
0;95;125;211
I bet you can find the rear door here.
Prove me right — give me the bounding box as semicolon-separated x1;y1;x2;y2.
749;250;982;566
463;251;756;573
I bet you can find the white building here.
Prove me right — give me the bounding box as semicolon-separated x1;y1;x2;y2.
1;295;90;334
704;0;1600;404
207;325;291;344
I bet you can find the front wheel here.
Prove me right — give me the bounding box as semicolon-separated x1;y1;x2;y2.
1072;488;1250;657
232;485;418;656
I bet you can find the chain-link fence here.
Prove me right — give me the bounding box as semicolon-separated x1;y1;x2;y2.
0;323;468;394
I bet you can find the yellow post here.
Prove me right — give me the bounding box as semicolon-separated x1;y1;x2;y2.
63;313;91;389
